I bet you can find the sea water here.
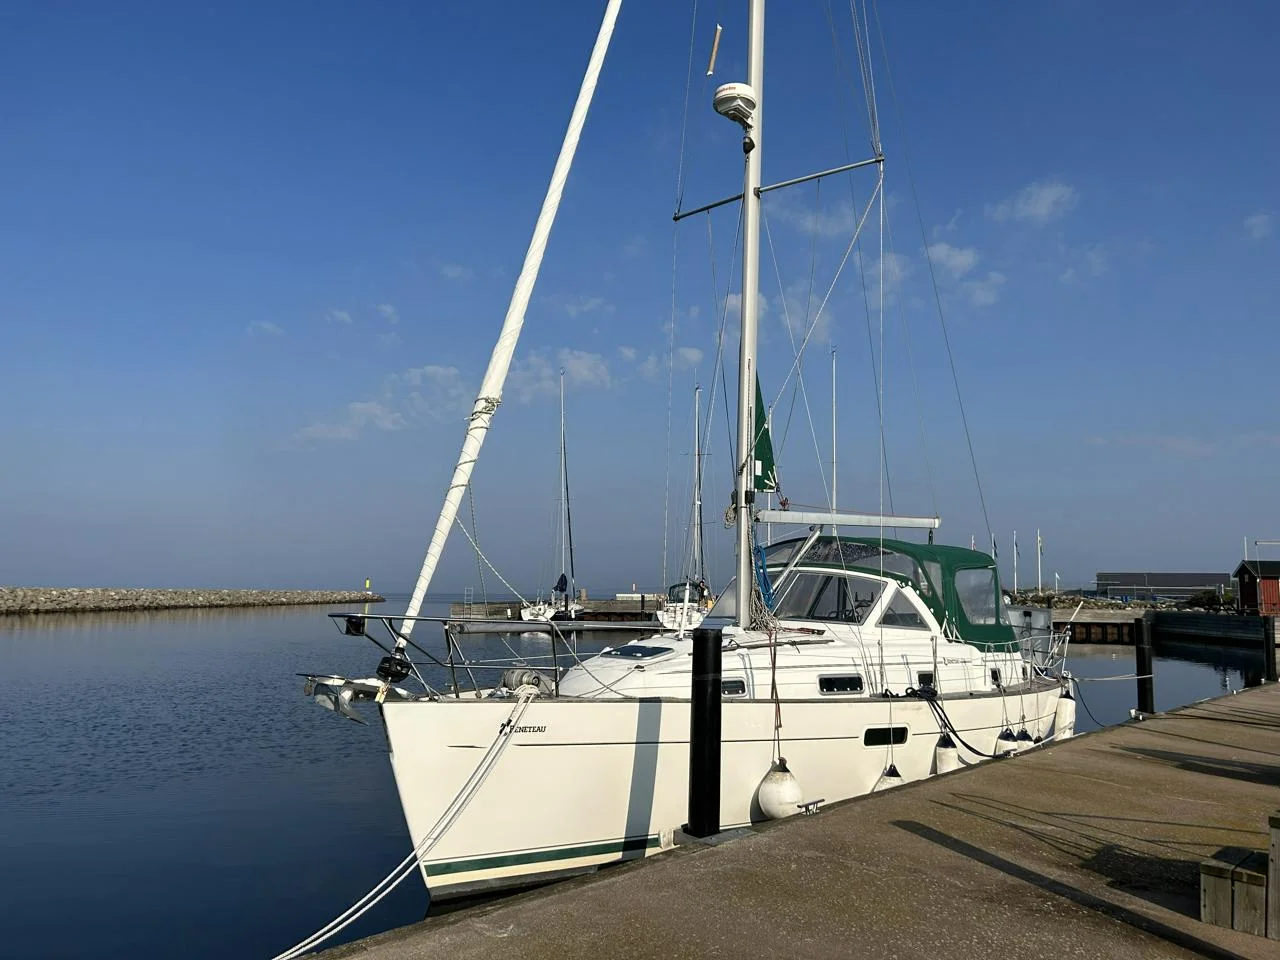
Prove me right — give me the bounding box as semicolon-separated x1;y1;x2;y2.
0;603;1257;958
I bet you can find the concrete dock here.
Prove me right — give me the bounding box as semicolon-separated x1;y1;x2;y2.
319;683;1280;960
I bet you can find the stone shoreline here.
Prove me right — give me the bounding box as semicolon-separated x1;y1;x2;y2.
0;587;385;616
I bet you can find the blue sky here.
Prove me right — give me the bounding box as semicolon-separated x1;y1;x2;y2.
2;1;1277;593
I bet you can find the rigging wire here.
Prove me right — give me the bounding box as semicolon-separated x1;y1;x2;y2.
849;0;882;156
884;213;940;518
871;0;993;541
664;0;702;591
773;180;823;463
761;205;830;508
467;485;488;605
757;178;881;455
663;231;676;591
700;204;745;499
822;0;896;514
453;515;529;605
563;416;577;601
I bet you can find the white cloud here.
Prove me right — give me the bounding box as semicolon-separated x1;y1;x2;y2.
1244;211;1273;240
623;234;647;258
295;365;473;442
378;331;402;348
962;271;1006;307
770;199;860;238
1058;243;1109;283
638;353;661;380
397;365;473;421
1088;433;1214;458
867;251;912;289
296;401;405;442
676;346;704;368
618;345;637;361
563;295;612;318
559;348;611;389
723;292;771;319
688;304;701;320
507;348;611;402
1083;246;1109;276
297;347;614;442
376;303;400;324
325;309;352;325
933;209;963;236
246;320;283;337
986;180;1078;224
926;242;979;278
439;263;474;281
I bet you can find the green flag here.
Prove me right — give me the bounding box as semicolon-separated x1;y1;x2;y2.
754;376;777;493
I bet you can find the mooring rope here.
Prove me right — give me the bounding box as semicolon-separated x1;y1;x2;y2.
270;689;538;960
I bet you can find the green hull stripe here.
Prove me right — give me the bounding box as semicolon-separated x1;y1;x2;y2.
425;835;660;877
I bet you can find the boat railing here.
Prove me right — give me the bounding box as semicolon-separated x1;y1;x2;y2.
327;612;659;699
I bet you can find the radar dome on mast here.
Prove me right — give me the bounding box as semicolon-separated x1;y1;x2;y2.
713;82;757;129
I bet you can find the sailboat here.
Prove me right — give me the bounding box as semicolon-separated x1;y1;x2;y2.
304;0;1073;903
520;370;584;622
656;385;713;632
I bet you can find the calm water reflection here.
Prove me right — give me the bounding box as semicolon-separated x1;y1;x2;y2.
0;605;1259;958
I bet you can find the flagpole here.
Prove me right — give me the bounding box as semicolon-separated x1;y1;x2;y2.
1013;530;1018;593
1036;528;1042;593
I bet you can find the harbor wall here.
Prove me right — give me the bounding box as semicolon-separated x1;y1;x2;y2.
0;587;384;615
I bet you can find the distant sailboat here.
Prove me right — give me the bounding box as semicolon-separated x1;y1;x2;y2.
657;385;712;631
521;370;583;622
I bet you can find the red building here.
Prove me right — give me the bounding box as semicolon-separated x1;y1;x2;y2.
1234;559;1280;614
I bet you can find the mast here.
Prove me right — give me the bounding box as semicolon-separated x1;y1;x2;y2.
399;0;622;637
831;345;837;514
559;369;566;595
1037;528;1042;593
729;0;765;628
563;371;577;607
693;384;705;583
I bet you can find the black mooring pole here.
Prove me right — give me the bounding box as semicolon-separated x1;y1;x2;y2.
686;625;722;838
1135;615;1155;715
1263;616;1278;683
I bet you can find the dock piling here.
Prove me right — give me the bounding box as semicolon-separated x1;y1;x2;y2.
686;625;722;838
1135;615;1155;714
1264;616;1278;683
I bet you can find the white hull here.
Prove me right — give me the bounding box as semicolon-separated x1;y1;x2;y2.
519;601;583;622
382;682;1061;898
654;604;707;632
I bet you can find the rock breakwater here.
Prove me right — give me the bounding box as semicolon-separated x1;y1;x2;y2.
0;587;385;615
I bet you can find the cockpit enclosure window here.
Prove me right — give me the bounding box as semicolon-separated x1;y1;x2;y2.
666;580;707;603
602;644;674;659
877;588;929;629
762;540;804;566
922;561;943;600
766;538;928;592
955;567;998;625
772;571;883;623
